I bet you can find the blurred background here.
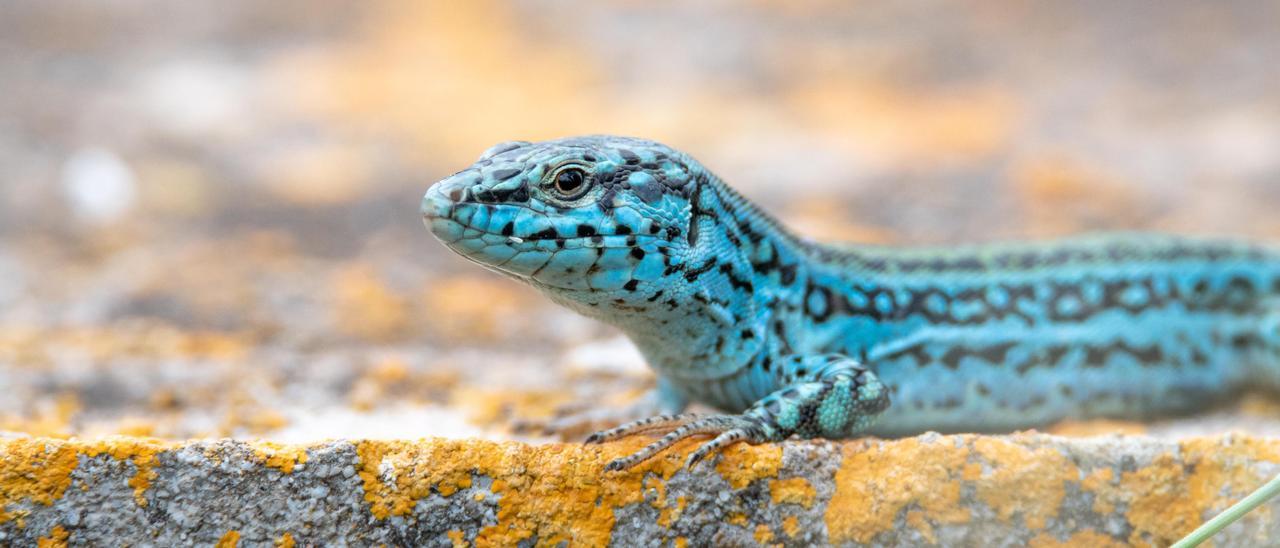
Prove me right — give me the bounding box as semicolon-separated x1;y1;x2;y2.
2;0;1279;442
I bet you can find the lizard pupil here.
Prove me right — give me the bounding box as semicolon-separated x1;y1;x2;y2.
554;168;587;196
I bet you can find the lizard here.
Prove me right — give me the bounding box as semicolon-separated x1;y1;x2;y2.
421;135;1280;472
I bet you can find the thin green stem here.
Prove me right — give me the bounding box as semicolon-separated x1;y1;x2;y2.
1172;472;1280;548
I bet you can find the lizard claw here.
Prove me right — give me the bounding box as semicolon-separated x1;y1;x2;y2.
599;414;767;472
585;413;702;444
684;429;753;469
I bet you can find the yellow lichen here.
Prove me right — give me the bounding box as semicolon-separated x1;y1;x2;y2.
0;439;80;526
82;437;177;507
769;477;816;508
753;523;774;544
781;515;800;538
968;437;1077;531
825;437;971;544
6;434;1280;546
905;510;935;544
714;442;783;490
1081;467;1116;514
446;529;467;548
1028;530;1125;547
250;441;309;474
648;475;682;527
354;436;760;546
1105;437;1280;547
216;530;240;548
36;524;69;548
276;532;296;548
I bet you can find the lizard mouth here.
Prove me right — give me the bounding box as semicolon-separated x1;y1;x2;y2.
428;213;654;251
422;179;669;289
423;189;651;249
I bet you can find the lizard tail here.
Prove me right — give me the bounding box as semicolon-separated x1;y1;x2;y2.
1252;301;1280;390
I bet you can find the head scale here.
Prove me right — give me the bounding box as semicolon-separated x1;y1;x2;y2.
422;136;704;308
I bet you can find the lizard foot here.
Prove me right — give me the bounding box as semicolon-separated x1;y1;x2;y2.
592;354;890;472
590;413;769;472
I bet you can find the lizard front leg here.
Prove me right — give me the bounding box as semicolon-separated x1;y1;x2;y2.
588;355;890;471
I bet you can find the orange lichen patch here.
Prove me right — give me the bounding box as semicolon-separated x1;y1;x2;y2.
332;266;412;342
1175;437;1280;541
36;524;69;548
781;515;800;538
648;475;683;527
248;441;309;474
1081;468;1116;514
276;532;296;548
727;512;749;526
1114;453;1197;547
82;437;179;507
769;477;816;508
825;437;971;544
216;530;240;548
446;530;466;548
0;439;80;527
354;436;776;546
1047;419;1147;437
1079;436;1280;547
714;443;783;490
904;510;935;544
1028;530;1125;548
967;437;1078;530
754;523;775;544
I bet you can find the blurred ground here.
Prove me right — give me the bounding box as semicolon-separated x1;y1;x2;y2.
1;0;1279;444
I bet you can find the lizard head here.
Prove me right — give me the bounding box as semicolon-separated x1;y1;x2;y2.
422;136;701;300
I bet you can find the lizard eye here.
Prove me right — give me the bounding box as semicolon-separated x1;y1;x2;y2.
552;167;589;198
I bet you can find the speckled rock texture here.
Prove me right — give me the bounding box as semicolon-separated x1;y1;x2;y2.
4;2;1280;547
3;433;1279;547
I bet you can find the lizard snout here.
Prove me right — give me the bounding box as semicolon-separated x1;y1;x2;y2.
421;172;479;242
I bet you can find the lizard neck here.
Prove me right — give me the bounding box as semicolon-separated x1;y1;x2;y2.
611;172;826;378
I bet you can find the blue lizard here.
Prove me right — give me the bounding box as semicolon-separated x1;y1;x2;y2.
421;135;1280;471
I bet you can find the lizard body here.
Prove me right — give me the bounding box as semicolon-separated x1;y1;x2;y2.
422;135;1280;470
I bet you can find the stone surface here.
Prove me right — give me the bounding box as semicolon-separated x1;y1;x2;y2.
3;2;1280;547
4;433;1279;547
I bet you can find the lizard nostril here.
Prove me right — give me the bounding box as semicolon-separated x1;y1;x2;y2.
448;188;466;202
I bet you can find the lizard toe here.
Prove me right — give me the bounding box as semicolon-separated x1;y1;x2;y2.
601;414;764;471
585;413;702;444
